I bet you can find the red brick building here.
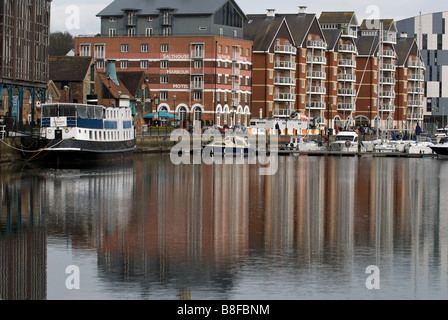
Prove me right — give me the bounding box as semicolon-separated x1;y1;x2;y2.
74;0;253;127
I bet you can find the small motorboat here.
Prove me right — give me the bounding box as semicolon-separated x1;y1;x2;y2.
429;137;448;158
204;135;255;156
330;131;362;152
284;137;326;151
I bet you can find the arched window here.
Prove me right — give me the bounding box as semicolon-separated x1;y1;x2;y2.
193;107;202;122
179;106;187;121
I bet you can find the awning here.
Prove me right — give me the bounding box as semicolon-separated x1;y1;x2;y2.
143;111;179;119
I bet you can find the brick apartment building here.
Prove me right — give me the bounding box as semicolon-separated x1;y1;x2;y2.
245;7;328;125
74;0;253;127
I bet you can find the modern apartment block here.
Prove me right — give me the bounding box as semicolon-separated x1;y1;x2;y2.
0;0;52;125
74;0;253;126
245;7;328;124
397;12;448;127
319;12;359;129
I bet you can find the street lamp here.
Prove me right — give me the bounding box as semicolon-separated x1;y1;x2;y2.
154;94;160;126
107;76;111;107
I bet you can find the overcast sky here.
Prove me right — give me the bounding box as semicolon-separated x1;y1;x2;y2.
51;0;448;35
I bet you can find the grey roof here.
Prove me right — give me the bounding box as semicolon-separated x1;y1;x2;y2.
355;35;379;56
281;13;322;47
245;13;323;49
319;11;358;25
360;19;397;32
97;0;246;18
244;15;288;51
395;37;419;67
323;29;341;51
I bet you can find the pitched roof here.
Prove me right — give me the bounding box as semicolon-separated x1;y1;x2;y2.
355;35;379;56
244;15;288;51
319;11;358;25
395;37;420;67
281;13;322;47
323;29;341;51
117;71;147;96
98;73;133;100
49;56;93;82
360;19;397;32
97;0;246;18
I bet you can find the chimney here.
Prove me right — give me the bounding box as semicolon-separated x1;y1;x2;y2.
298;6;307;15
266;9;276;17
106;60;120;86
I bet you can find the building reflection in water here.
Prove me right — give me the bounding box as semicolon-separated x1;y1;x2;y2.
0;166;46;300
1;155;448;299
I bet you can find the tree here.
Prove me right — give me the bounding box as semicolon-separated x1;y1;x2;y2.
49;31;75;56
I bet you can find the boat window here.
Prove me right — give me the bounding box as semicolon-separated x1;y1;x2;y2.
335;136;354;142
59;104;76;117
42;105;58;117
77;106;88;119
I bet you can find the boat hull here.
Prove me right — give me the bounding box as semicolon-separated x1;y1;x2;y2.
26;138;137;166
430;145;448;157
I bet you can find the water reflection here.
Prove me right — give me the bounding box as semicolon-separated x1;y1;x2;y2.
1;155;448;300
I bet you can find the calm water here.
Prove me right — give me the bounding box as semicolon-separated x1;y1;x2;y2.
1;154;448;300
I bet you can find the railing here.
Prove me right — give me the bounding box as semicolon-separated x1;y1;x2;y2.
337;88;357;96
274;45;297;55
0;125;5;139
307;101;326;109
338;103;355;111
338;74;356;82
274;109;294;117
338;59;356;67
274;61;296;70
137;126;176;137
408;74;425;81
307;71;326;79
307;55;327;64
341;28;357;38
408;60;424;68
338;44;357;53
407;112;424;120
307;40;327;49
306;86;326;94
378;104;395;112
381;77;396;85
408;87;424;94
274;77;296;85
274;93;296;101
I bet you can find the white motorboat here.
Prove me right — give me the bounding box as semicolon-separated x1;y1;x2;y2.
404;141;435;154
285;137;326;151
330;131;361;152
204;135;255;156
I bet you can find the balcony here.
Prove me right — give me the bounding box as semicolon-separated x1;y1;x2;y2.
381;34;397;44
408;86;424;94
338;103;356;111
341;28;357;38
408;74;425;81
378;104;395;112
408;60;424;68
274;45;297;55
231;81;240;91
274;77;296;86
306;86;326;95
338;73;356;82
381;64;396;71
338;44;357;53
306;101;326;110
274;109;295;117
338;59;356;67
274;61;296;70
408;100;423;107
307;71;326;79
232;66;240;76
274;93;296;101
306;55;327;64
379;90;395;98
381;77;396;85
307;40;327;49
338;88;357;96
407;112;424;121
380;50;396;58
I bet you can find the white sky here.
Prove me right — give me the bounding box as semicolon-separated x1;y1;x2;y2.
50;0;448;35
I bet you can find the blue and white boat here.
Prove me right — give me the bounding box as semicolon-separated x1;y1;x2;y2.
30;96;137;165
204;135;255;157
